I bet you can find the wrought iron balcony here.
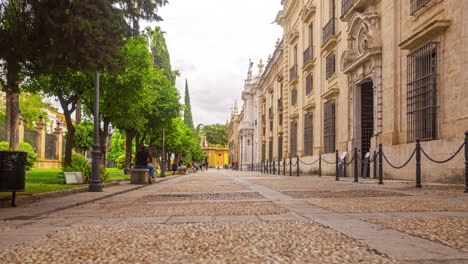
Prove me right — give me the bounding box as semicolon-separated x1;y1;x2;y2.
341;0;354;17
303;46;313;65
269;107;273;116
277;98;283;109
322;18;335;43
410;0;432;15
289;64;298;80
262;114;266;122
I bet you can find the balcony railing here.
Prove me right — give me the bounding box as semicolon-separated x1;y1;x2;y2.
269;107;273;116
291;88;297;106
289;64;298;80
262;114;265;122
410;0;432;15
322;18;335;43
341;0;354;17
303;46;313;65
277;98;283;109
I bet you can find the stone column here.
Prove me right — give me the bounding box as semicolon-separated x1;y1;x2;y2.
35;121;46;160
54;126;63;161
18;116;25;142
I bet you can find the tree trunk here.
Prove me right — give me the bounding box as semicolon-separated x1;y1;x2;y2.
57;94;77;166
99;117;110;167
124;129;136;173
75;100;82;124
6;59;20;150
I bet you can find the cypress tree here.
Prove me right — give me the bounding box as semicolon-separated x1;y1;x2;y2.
183;79;194;130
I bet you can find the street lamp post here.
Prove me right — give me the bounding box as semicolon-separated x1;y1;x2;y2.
89;70;103;192
251;135;254;171
161;128;166;177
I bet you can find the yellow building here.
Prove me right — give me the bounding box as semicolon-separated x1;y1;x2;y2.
202;146;229;168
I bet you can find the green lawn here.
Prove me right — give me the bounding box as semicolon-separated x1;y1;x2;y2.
107;168;131;180
0;169;86;198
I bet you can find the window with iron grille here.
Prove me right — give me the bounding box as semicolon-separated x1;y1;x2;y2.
291;88;297;105
290;120;297;157
407;42;439;142
410;0;432;15
305;73;313;95
279;113;283;126
303;112;313;156
268;140;273;161
324;100;336;153
278;135;283;159
270;121;273;132
263;126;266;136
326;52;336;79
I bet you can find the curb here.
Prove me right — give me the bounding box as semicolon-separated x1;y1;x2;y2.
0;181;121;208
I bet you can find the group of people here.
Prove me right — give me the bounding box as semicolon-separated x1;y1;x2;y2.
131;146;208;177
231;161;239;171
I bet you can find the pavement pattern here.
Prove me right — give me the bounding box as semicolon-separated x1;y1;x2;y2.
0;170;467;263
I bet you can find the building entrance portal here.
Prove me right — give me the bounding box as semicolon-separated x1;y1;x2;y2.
360;81;374;157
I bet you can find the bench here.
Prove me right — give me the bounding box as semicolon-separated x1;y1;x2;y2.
177;168;186;175
130;169;154;184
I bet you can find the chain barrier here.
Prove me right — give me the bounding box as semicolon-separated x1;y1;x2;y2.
299;158;320;165
369;152;378;163
382;148;416;169
421;143;464;164
321;157;335;164
343;152;356;166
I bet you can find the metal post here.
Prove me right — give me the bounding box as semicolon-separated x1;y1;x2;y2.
464;131;468;193
296;155;300;177
354;147;358;183
378;144;383;185
89;70;102;192
343;156;347;178
278;160;280;175
289;156;292;176
161;128;166;178
319;154;322;177
283;158;286;175
273;159;276;174
251;135;254;172
415;139;422;188
373;151;377;179
335;150;339;181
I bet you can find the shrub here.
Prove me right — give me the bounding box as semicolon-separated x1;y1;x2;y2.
0;141;38;171
61;153;110;183
116;154;126;170
62;153;91;182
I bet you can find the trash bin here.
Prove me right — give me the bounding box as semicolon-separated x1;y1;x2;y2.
0;151;27;206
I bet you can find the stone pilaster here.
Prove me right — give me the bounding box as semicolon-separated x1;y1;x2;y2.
35;122;46;160
54;126;63;161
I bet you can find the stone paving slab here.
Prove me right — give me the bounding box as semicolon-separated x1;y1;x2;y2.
368;217;468;251
0;221;400;263
103;201;290;218
307;197;468;213
282;190;409;198
159;184;249;193
142;191;265;201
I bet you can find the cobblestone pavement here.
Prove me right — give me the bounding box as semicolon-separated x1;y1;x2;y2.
0;170;467;263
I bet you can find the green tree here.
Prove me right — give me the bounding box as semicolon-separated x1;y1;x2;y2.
145;26;176;84
183;79;194;130
113;0;168;36
72;120;94;151
203;124;228;147
0;92;52;130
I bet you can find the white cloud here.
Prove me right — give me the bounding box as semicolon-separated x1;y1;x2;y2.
145;0;283;126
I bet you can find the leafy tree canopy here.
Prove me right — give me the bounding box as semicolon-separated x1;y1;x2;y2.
72;120;94;150
203;124;228;147
0;92;52;129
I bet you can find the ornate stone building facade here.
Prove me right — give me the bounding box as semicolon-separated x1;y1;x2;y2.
229;0;467;182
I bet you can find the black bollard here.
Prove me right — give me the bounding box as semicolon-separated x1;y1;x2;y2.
283;158;286;176
464;131;468;193
373;151;377;179
319;154;322;177
273;159;276;174
296;156;300;177
378;144;383;185
278;160;280;175
415;139;422;188
289;156;292;176
335;150;339;181
354;147;358;183
343;156;347;178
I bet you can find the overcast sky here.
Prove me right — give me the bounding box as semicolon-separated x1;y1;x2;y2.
146;0;283;126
